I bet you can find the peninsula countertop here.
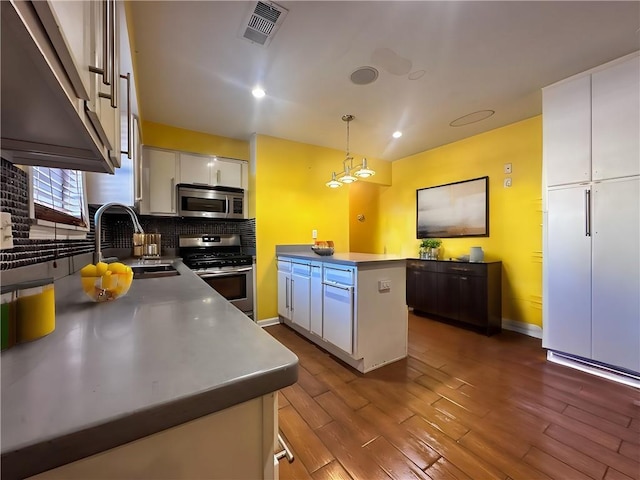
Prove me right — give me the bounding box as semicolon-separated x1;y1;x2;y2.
1;260;298;479
276;245;406;267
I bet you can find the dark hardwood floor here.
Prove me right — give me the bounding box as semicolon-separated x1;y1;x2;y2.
265;313;640;480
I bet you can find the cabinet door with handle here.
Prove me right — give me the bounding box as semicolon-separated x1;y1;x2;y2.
212;159;243;188
322;283;354;354
180;153;212;185
147;148;178;215
543;185;592;358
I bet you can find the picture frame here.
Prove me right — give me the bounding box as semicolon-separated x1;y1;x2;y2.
416;176;489;238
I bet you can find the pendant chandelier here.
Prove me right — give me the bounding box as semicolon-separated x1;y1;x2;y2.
326;114;375;188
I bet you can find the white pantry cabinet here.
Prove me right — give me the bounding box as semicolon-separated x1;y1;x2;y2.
1;0;121;172
543;51;640;377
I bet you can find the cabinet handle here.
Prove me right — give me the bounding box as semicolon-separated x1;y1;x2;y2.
322;281;353;292
109;0;117;108
216;169;221;184
450;267;472;272
290;279;295;311
171;177;175;212
119;73;131;158
285;278;289;309
275;433;294;463
460;276;468;281
89;1;110;85
585;189;591;237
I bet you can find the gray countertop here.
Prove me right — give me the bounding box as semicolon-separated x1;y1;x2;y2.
1;260;298;479
276;246;406;266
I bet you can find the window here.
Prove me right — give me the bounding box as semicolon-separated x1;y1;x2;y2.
30;167;89;238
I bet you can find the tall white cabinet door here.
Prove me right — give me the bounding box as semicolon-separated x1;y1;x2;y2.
543;186;592;358
180;153;212;185
543;75;592;186
147;149;178;214
591;177;640;372
592;55;640;181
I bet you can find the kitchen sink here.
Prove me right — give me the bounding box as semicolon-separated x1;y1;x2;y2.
131;264;180;279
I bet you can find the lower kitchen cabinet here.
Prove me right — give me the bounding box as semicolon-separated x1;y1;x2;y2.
29;393;278;480
277;255;408;373
407;259;502;335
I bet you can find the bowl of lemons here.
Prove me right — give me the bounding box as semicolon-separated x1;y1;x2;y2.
80;261;134;302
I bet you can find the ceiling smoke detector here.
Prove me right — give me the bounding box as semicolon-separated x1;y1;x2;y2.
241;1;289;47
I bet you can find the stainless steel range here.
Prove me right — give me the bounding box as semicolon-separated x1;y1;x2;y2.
179;234;254;320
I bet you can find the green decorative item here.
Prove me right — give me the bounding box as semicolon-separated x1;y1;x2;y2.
419;239;442;260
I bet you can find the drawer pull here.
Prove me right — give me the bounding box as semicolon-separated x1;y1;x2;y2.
450;267;472;272
276;433;294;463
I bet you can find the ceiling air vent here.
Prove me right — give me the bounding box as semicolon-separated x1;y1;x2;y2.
241;1;288;47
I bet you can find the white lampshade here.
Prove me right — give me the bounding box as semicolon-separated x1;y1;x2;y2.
326;172;342;188
354;158;375;178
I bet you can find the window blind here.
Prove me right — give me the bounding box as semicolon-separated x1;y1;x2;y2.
32;167;87;227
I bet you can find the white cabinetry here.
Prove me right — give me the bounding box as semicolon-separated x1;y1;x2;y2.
29;393;278;480
139;147;178;215
277;259;292;319
310;262;323;336
277;255;408;373
322;265;355;354
179;153;246;189
543;52;640;376
1;0;121;172
291;262;311;330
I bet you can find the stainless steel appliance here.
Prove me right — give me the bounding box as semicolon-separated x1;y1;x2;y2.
177;184;244;219
179;234;254;319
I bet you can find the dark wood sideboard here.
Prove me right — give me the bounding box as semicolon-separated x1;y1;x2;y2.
406;259;502;335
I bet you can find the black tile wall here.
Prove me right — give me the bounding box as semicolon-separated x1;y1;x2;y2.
0;158;256;271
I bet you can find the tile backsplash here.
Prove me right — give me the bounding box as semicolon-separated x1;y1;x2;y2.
0;158;256;271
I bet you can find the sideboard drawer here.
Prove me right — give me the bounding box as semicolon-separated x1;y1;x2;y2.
439;262;486;276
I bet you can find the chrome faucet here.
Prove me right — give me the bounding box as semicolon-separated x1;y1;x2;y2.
93;202;144;264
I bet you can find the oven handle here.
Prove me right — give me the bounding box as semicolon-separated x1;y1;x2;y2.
197;268;253;278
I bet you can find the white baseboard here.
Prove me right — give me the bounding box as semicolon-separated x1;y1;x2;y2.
257;317;281;328
501;318;543;339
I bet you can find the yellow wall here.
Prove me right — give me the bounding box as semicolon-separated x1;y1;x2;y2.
253;135;390;320
349;182;383;253
141;121;250;160
380;116;543;327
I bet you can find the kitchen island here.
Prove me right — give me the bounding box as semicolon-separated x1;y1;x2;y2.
1;260;298;479
276;246;407;373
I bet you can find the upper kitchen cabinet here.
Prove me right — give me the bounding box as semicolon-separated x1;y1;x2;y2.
180;153;247;190
591;55;640;181
1;0;122;173
543;52;640;187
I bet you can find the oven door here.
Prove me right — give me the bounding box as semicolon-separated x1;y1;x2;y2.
198;267;253;319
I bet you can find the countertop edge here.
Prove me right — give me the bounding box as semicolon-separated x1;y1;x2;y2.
1;361;298;479
277;252;406;266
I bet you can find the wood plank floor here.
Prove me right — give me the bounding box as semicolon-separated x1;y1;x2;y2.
265;313;640;480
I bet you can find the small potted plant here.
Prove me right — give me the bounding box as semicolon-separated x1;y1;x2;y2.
419;238;442;260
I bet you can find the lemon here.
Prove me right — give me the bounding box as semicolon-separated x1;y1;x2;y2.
81;277;96;294
80;264;98;277
101;271;113;289
95;262;109;276
107;262;127;274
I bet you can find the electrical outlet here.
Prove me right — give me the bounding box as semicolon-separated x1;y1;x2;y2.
504;177;512;188
312;229;318;239
0;212;13;250
378;280;391;291
504;163;512;174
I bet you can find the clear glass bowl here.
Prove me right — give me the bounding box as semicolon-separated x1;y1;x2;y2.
311;246;334;256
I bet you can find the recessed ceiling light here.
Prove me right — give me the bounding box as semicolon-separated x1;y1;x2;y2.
392;131;402;139
350;66;379;85
252;87;266;98
449;110;495;127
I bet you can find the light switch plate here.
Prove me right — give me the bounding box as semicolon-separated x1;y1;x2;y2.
378;279;391;291
504;163;512;174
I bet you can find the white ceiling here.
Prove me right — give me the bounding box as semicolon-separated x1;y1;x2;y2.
129;1;640;161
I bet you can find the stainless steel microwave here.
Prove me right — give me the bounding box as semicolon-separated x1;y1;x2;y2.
177;184;245;219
